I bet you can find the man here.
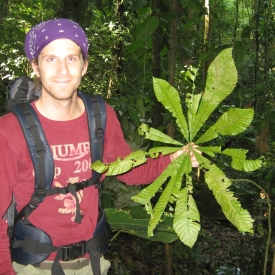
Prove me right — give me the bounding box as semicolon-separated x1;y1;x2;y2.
0;18;198;275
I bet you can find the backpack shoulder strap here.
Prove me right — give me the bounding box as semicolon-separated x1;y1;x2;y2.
76;94;108;275
11;102;54;223
79;94;106;183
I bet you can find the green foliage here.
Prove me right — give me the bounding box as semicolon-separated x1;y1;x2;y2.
92;48;261;248
105;206;178;243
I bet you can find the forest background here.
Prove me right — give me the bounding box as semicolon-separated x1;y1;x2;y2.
0;0;275;274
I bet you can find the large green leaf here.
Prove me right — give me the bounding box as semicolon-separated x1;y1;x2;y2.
132;154;186;205
92;151;149;176
198;146;221;156
139;123;183;145
181;0;206;12
105;207;178;243
127;106;141;128
187;93;202;133
196;108;254;144
222;148;262;172
153;78;189;141
147;154;192;236
135;16;160;42
173;188;201;248
149;146;181;157
195;152;254;233
190;48;238;140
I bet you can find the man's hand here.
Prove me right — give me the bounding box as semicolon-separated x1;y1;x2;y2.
170;143;201;167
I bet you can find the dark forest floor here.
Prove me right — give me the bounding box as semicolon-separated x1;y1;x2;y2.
105;217;273;275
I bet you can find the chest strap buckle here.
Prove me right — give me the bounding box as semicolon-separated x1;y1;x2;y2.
62;241;86;261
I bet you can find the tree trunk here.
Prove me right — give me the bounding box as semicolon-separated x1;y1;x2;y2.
58;0;85;22
253;0;260;114
107;0;125;98
168;0;179;86
0;0;9;24
165;243;173;275
165;1;180;274
233;0;239;42
204;0;210;46
264;0;272;92
203;0;210;80
152;0;163;129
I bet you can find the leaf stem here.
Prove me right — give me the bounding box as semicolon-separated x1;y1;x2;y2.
110;230;122;242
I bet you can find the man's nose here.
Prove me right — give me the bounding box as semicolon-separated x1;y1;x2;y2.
58;60;69;75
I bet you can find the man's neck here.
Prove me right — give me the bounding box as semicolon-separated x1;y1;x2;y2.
35;94;85;121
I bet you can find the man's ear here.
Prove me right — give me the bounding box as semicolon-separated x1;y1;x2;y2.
81;60;88;77
31;60;40;78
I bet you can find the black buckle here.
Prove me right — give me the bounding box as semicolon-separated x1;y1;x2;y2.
74;180;89;192
29;189;46;208
62;241;86;261
95;128;104;139
33;188;46;197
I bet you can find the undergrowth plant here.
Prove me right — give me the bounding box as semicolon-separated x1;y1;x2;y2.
92;48;262;248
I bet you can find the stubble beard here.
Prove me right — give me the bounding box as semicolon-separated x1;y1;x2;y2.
41;76;80;101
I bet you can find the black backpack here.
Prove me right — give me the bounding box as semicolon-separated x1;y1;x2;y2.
4;76;108;275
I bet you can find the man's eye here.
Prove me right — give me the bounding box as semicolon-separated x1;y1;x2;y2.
47;58;55;62
68;57;76;61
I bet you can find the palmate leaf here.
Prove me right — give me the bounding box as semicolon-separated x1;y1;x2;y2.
198;146;221;157
190;48;238;140
132;156;181;205
107;159;134;175
194;152;254;233
105;151;148;175
91;49;260;246
147;154;192;237
222;148;262;172
153;78;189;142
149;147;181;158
196;108;254;144
139;123;183;146
186;93;202;132
132;153;190;206
173;188;201;248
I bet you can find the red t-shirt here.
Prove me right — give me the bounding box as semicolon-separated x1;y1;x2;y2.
0;100;171;274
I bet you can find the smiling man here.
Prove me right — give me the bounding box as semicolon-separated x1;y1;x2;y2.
0;18;198;275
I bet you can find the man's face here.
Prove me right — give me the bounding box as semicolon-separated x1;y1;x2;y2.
32;38;88;100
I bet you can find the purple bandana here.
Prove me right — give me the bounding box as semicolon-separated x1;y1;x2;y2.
24;18;89;61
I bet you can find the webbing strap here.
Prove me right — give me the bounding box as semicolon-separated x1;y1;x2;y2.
79;94;106;182
11;229;108;275
13;77;30;103
11;103;54;224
